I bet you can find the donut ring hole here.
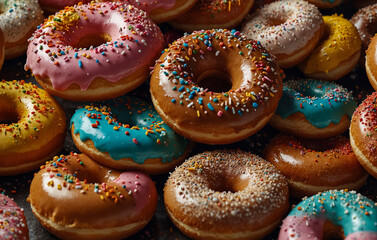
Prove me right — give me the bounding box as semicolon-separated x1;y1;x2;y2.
197;69;232;93
73;33;112;49
206;171;249;193
295;86;325;98
295;137;347;152
0;97;20;125
323;220;344;240
266;16;288;27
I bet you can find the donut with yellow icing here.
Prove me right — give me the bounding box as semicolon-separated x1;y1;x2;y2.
299;15;361;81
169;0;255;32
0;80;66;175
264;134;368;199
150;29;284;145
365;35;377;91
241;0;324;69
0;0;44;59
28;153;158;240
25;2;164;101
164;150;289;240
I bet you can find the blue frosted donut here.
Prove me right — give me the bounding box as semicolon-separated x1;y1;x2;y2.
70;96;191;174
269;79;357;138
279;190;377;239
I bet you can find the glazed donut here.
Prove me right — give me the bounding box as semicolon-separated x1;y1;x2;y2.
71;96;191;175
269;79;357;139
25;2;164;101
279;190;377;239
365;35;377;91
120;0;199;24
0;194;28;240
0;80;66;175
264;134;368;199
0;0;44;59
299;15;361;81
351;3;377;66
350;92;377;179
305;0;342;8
150;29;284;145
241;0;324;69
169;0;255;32
37;0;91;13
164;150;289;240
28;153;158;240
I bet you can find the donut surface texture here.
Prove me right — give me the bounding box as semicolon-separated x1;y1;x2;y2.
25;2;164;101
164;150;289;240
269;79;357;139
150;29;284;145
0;80;66;175
279;190;377;240
28;153;158;240
71;96;191;174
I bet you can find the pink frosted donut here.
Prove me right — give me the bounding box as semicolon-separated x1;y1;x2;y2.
0;194;29;240
25;2;164;101
28;153;158;240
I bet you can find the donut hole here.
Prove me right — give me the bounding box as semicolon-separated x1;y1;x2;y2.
267;16;287;27
299;137;348;152
0;98;19;125
73;33;112;49
298;87;324;98
323;220;344;240
197;69;232;93
207;173;249;193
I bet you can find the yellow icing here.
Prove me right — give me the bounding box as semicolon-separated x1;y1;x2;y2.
44;7;80;31
301;15;361;74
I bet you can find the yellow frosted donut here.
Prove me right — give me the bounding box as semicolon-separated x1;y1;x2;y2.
299;15;361;81
0;80;66;175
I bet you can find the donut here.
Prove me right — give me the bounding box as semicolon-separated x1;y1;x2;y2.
120;0;199;24
0;0;44;59
0;80;66;175
351;3;377;66
350;92;377;179
299;15;362;81
365;35;377;91
305;0;342;8
169;0;255;32
241;0;324;69
25;2;164;101
37;0;91;13
150;29;284;145
269;79;357;139
28;153;158;240
279;190;377;240
0;194;28;240
263;134;368;199
164;150;289;240
70;96;191;174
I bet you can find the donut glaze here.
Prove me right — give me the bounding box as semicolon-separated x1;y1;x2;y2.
279;190;377;240
350;92;377;179
0;0;44;58
169;0;255;32
0;194;29;240
0;80;66;175
264;134;368;198
270;79;357;139
25;2;164;101
299;15;361;81
351;3;377;66
71;96;191;174
150;29;284;145
28;153;158;240
164;150;289;240
241;0;324;68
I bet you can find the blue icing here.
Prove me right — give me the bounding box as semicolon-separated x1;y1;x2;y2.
276;79;357;129
70;96;189;164
289;190;377;235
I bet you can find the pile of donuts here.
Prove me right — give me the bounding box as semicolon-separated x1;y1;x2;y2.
3;0;377;239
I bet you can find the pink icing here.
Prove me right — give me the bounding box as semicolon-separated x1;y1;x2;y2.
0;194;28;240
279;215;325;239
112;171;157;212
121;0;176;13
25;2;164;90
345;232;377;240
